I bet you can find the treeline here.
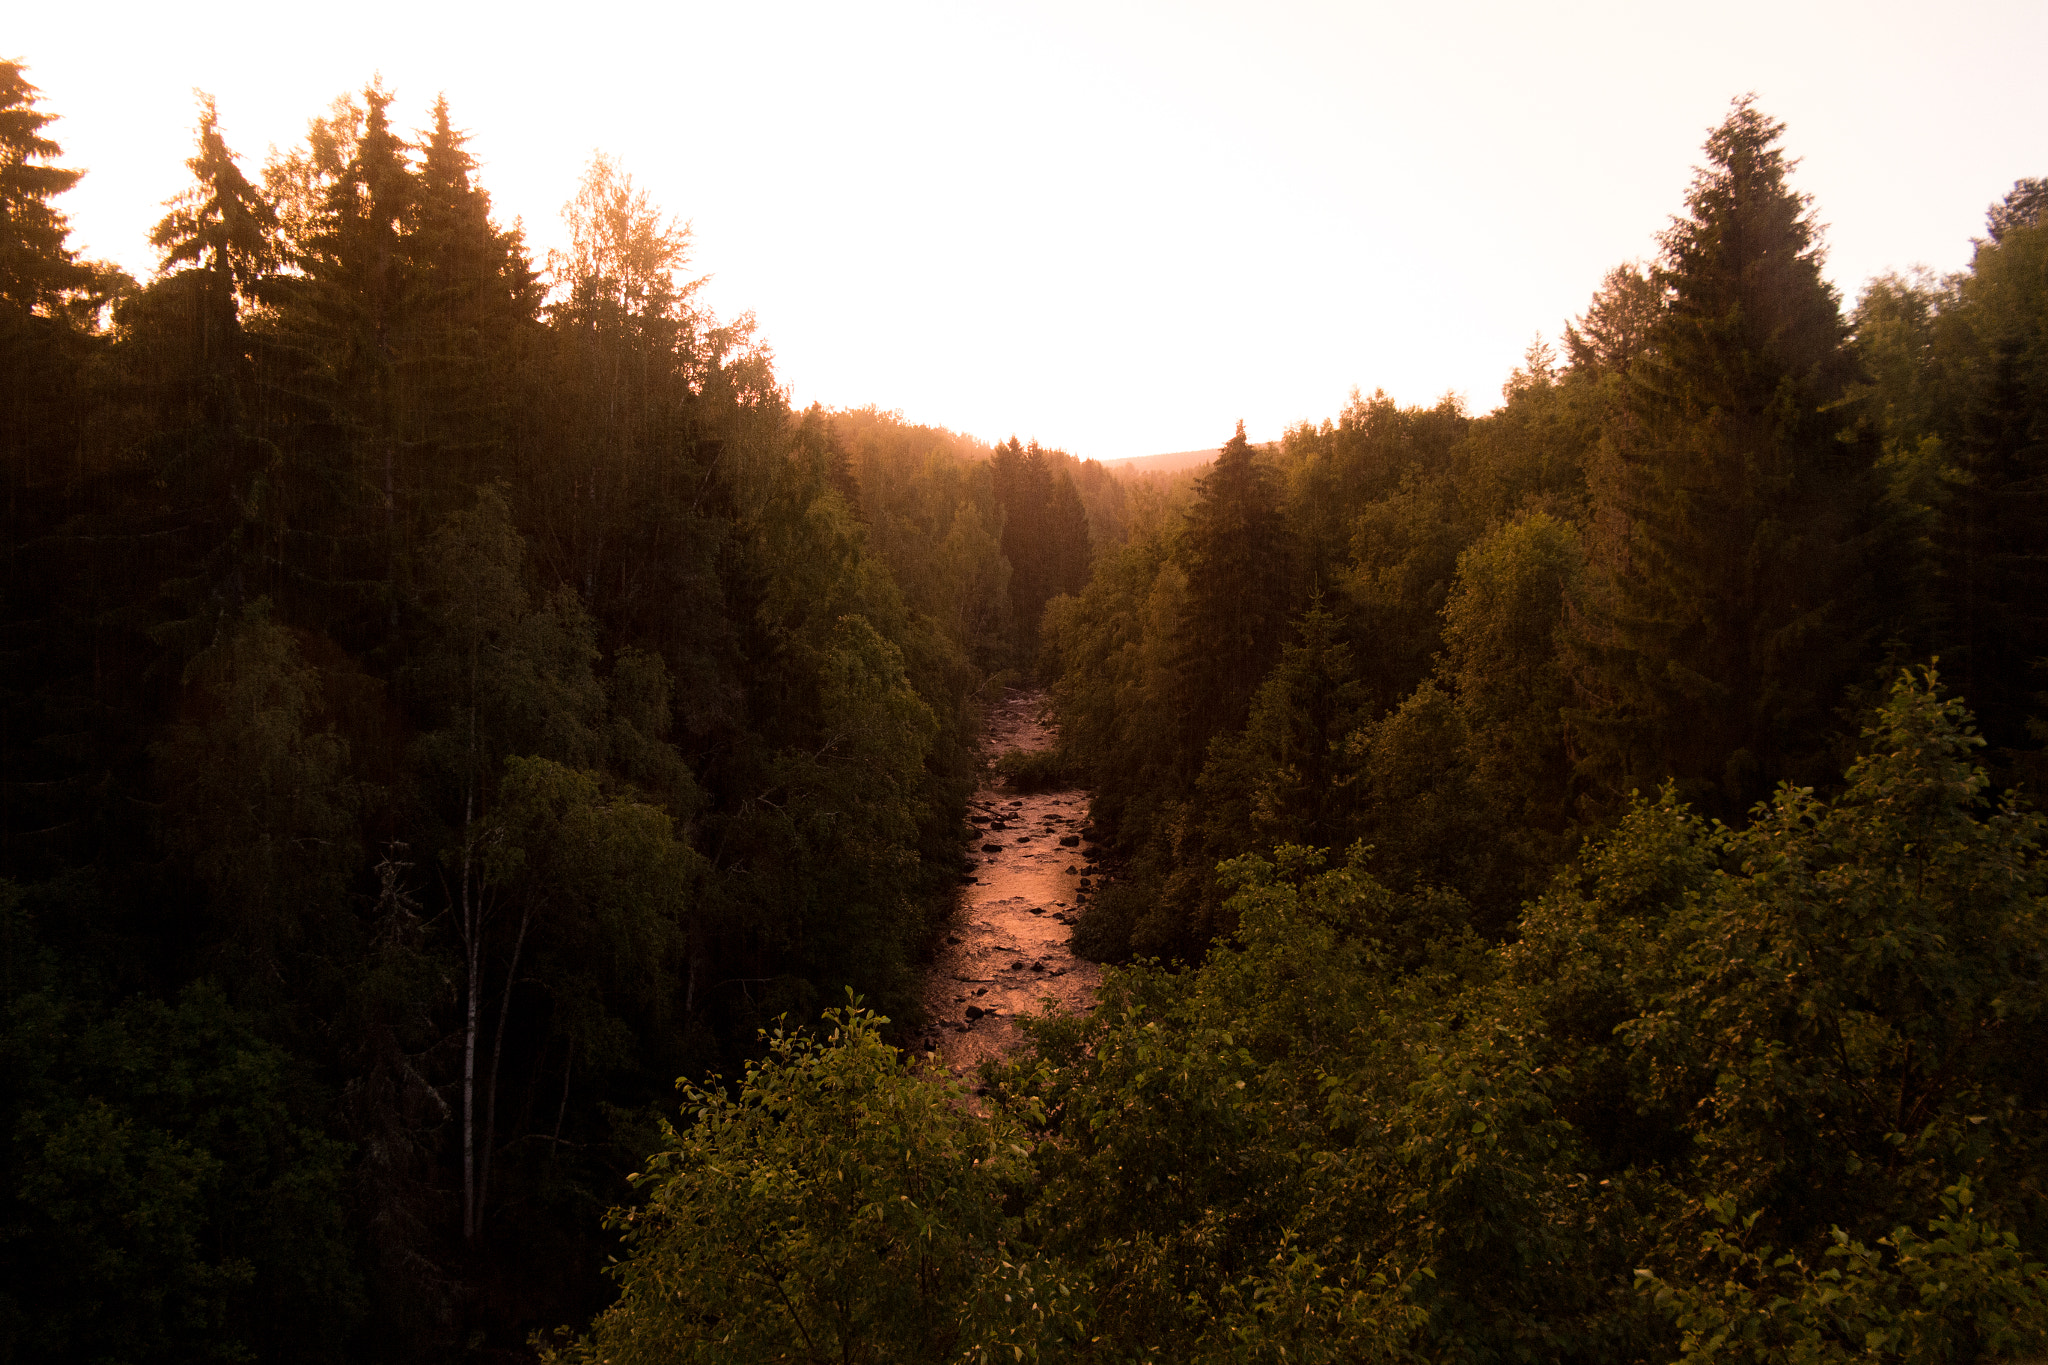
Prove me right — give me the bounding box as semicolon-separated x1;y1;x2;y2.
1048;101;2047;963
6;59;2046;1362
0;64;1114;1362
560;101;2048;1361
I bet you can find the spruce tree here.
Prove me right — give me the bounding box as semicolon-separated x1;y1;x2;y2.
1178;421;1290;755
0;58;92;314
256;84;422;628
131;96;279;630
1572;98;1883;814
0;63;129;876
1;58;100;503
989;436;1042;635
1044;461;1092;601
989;438;1090;655
151;93;276;302
140;92;275;447
404;94;540;498
1928;184;2048;757
1195;593;1366;857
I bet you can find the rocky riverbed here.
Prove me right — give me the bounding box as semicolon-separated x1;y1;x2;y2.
913;688;1103;1077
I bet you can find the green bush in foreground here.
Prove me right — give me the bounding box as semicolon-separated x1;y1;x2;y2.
544;1004;1083;1364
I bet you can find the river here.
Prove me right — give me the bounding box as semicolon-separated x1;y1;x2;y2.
914;687;1103;1079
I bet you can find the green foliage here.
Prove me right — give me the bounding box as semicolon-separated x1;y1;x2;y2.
1615;670;2048;1235
1341;509;1587;911
1442;511;1581;804
999;842;1618;1362
1641;1181;2048;1363
494;754;700;1044
1;967;358;1363
552;1004;1079;1365
0;59;94;313
558;670;2048;1362
411;486;608;799
152;93;276;298
8;71;994;1355
992;669;2043;1361
990;437;1092;657
1853;186;2048;760
154;601;365;973
1197;595;1368;858
1041;535;1188;819
9;62;2048;1365
830;407;1016;668
1179;422;1292;749
1571;98;1888;815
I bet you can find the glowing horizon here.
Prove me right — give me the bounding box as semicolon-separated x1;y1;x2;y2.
11;0;2046;460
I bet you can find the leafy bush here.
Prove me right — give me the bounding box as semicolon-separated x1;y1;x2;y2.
545;1002;1084;1364
1640;1181;2048;1363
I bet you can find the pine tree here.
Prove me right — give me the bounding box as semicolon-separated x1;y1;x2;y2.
255;83;423;628
989;438;1090;656
1;58;102;509
151;93;275;302
1045;462;1092;598
1196;593;1366;856
403;95;540;497
1571;99;1884;814
1929;184;2048;756
0;62;138;881
1178;421;1290;753
140;92;274;431
1562;263;1661;377
0;59;92;314
128;97;280;639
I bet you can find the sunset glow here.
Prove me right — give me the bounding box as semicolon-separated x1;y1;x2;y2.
12;0;2047;456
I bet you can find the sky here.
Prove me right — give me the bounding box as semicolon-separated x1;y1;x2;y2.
11;1;2046;461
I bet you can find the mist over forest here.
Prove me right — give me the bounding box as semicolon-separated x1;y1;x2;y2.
3;57;2046;1363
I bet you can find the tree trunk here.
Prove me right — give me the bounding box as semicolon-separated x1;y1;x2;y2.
476;901;531;1230
460;789;480;1243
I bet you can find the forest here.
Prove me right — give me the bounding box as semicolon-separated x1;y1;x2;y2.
2;56;2045;1363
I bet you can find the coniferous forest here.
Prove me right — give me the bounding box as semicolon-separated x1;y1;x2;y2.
4;61;2047;1363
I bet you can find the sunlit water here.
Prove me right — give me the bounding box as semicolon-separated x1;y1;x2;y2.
914;688;1103;1080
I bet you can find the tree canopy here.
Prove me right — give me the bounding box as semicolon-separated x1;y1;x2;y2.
4;66;2046;1365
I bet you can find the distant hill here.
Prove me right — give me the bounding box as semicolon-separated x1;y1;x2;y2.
1098;441;1276;478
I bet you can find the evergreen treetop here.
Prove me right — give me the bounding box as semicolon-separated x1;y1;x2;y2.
151;92;277;299
0;58;92;313
1572;97;1884;814
1179;420;1290;751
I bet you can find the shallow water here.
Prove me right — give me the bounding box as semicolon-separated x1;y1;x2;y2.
913;688;1103;1078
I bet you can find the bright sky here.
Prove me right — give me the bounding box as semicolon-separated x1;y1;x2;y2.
11;1;2046;460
